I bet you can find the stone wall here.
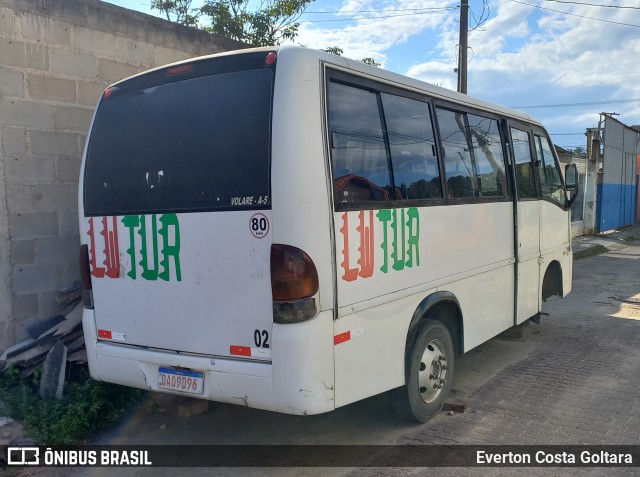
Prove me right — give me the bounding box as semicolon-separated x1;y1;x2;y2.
0;0;245;349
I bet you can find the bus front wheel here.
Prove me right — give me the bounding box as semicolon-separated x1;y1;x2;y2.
390;320;454;422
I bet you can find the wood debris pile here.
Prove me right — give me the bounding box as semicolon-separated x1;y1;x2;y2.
0;279;86;393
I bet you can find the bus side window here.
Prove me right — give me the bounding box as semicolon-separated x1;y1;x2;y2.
510;127;537;199
436;108;476;198
467;114;508;197
381;93;442;200
534;135;565;205
328;82;392;204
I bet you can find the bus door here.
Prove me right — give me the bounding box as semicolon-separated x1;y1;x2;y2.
509;126;541;324
532;130;570;260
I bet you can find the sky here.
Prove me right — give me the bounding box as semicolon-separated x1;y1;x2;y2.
107;0;640;151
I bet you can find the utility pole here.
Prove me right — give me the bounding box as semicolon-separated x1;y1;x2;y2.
457;0;468;94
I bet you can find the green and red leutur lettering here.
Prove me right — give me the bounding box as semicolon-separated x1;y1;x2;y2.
340;208;420;282
87;214;181;282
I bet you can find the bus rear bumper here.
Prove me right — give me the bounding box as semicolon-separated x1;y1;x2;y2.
82;309;334;415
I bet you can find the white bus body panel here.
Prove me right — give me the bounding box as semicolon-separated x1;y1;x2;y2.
333;203;515;407
78;211;274;359
516;201;541;323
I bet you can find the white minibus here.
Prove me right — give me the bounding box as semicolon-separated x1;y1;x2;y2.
79;46;578;421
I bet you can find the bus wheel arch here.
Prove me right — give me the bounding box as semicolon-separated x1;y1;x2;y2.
405;292;464;365
390;292;463;422
542;260;563;302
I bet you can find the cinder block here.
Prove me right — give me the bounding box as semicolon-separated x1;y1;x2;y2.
115;37;155;65
0;7;17;36
6;184;34;213
77;81;106;106
5;155;55;183
54;105;93;132
36;236;79;263
0;99;53;129
30;131;78;156
27;74;76;102
31;184;78;212
11;239;36;265
1;127;27;155
9;211;58;239
0;67;24;97
58;210;80;238
21;14;71;46
177;398;209;418
50;48;97;78
61;258;80;284
98;58;138;84
154;47;189;68
25;43;48;70
55;156;81;182
13;293;38;321
0;38;25;67
37;290;59;317
13;263;61;293
73;27;119;58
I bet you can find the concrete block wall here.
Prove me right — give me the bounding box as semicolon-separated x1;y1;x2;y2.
0;0;245;349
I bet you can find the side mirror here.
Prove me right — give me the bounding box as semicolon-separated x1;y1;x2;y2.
565;163;578;192
564;163;579;208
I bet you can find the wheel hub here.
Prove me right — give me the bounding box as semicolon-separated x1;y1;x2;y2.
417;339;449;404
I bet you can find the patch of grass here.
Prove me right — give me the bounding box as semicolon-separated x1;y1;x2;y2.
0;363;142;444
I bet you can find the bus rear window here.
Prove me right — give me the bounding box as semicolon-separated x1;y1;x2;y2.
84;68;272;216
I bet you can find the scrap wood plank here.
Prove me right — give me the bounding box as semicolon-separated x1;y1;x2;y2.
5;329;84;370
2;341;57;370
0;338;35;361
40;340;67;400
65;336;85;353
66;349;87;364
27;315;65;340
53;305;82;337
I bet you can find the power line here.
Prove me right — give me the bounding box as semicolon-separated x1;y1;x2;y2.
510;98;640;109
543;0;640;10
509;0;640;28
303;7;458;23
305;7;457;14
303;8;456;23
550;132;587;135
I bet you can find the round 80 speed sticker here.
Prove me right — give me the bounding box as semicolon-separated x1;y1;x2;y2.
250;213;269;239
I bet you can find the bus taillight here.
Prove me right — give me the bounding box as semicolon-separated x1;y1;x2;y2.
265;52;277;65
270;244;318;323
79;244;94;309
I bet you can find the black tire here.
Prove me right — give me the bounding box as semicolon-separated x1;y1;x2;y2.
390;320;454;422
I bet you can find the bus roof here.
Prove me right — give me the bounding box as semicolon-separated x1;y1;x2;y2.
108;44;539;129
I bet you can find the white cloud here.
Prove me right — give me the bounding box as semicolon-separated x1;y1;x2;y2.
294;0;457;63
293;0;640;142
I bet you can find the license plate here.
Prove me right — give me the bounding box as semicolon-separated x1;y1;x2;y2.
157;367;205;395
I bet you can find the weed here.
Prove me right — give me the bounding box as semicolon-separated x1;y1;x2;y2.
0;363;142;444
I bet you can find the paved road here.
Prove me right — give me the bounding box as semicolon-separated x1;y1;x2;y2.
28;233;640;477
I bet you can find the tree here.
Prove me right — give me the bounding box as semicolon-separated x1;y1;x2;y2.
151;0;200;27
570;146;586;156
152;0;313;46
321;47;381;67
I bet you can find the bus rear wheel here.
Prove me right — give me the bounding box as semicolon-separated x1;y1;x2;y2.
390;321;454;422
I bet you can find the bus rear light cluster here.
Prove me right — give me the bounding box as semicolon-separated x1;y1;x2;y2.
79;244;94;309
270;244;319;324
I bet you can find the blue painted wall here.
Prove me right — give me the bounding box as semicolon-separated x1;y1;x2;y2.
597;183;638;231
